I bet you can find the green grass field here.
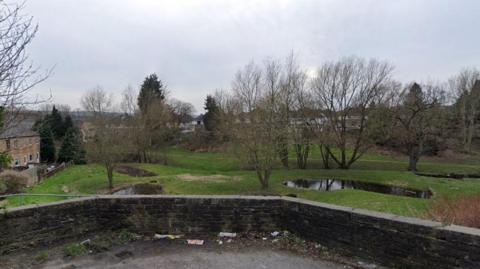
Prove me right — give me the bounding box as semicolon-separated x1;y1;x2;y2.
5;147;480;218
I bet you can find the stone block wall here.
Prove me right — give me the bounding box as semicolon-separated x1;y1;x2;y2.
93;195;282;235
281;197;480;269
0;195;281;254
1;195;480;269
0;198;99;254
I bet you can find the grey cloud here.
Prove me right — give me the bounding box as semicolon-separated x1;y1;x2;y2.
25;0;480;111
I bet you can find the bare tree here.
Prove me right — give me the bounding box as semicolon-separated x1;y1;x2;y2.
213;89;237;143
448;68;480;153
80;86;113;117
311;56;394;169
231;61;281;190
136;98;171;163
392;82;445;172
281;55;313;169
0;2;51;131
119;84;173;164
81;87;126;189
169;98;195;125
120;85;138;115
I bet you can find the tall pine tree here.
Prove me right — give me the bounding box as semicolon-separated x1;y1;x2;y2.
203;95;219;133
39;124;55;163
63;115;74;131
137;73;166;114
48;106;65;140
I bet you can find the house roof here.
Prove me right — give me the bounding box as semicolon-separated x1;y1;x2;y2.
0;118;39;139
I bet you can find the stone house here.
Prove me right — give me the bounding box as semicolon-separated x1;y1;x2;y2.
0;119;40;167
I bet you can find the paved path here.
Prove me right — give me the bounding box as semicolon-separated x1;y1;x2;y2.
39;242;351;269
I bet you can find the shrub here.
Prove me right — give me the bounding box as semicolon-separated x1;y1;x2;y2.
63;243;88;257
33;251;49;264
425;196;480;228
0;170;30;194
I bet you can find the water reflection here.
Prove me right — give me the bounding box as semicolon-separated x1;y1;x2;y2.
284;179;432;199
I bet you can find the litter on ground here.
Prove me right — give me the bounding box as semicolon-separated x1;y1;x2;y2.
218;232;237;238
187;239;204;245
154;234;184;240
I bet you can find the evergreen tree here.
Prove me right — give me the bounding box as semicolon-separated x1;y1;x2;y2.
63;114;74;131
58;127;86;164
137;73;166;114
57;128;77;163
49;106;65;140
39;124;55;163
203;95;219;133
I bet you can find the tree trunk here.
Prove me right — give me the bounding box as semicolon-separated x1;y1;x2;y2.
257;168;270;190
295;144;309;169
278;143;289;169
467;112;475;154
340;146;347;169
107;165;114;189
461;100;468;152
407;146;419;172
319;144;330;169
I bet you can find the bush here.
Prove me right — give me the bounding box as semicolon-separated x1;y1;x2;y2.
0;170;30;194
425;196;480;228
63;243;88;257
33;251;49;264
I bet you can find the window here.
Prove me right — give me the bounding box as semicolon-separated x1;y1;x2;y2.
24;156;27;164
29;154;33;161
5;139;10;150
14;159;19;166
36;153;39;162
13;140;18;149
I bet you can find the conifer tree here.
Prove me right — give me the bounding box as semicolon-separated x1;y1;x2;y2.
49;106;65;140
39;124;55;163
137;73;166;114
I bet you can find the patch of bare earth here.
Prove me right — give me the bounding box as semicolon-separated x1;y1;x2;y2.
115;166;157;177
176;173;242;183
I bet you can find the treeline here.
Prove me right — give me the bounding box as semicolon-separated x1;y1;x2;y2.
198;55;480;189
76;56;480;191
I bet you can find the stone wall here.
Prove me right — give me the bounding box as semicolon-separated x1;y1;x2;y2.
1;195;480;269
0;195;281;255
281;197;480;269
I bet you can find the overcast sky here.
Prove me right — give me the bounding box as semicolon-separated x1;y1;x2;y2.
25;0;480;112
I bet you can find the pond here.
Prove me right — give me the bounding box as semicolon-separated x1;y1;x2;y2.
112;183;163;195
284;179;432;199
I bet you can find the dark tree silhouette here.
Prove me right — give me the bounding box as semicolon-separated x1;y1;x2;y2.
39;124;55;163
137;73;166;115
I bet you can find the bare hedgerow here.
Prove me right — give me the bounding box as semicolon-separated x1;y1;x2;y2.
425;196;480;229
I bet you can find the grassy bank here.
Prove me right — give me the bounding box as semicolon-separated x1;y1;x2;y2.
5;147;480;217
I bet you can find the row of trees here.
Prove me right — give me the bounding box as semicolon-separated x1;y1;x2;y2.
203;55;477;189
76;58;479;191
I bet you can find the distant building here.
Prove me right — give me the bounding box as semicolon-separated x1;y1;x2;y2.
0;118;40;167
179;114;204;133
